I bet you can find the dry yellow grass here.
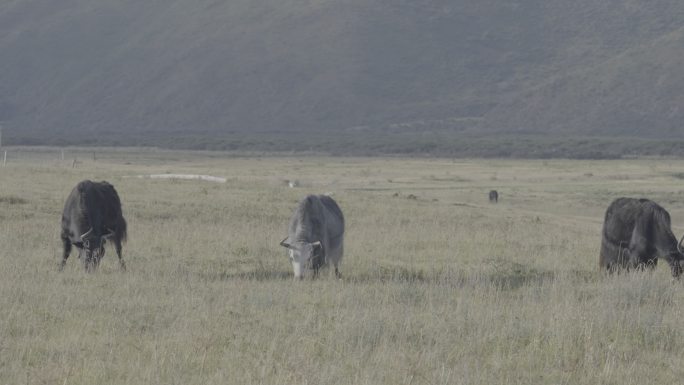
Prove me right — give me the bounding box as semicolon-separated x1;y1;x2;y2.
1;147;684;384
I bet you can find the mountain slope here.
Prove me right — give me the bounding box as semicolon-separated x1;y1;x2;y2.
482;24;684;138
1;0;683;144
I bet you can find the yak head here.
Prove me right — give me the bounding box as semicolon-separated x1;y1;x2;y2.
74;228;115;272
280;238;324;279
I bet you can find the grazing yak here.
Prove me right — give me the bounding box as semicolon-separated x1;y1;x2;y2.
280;194;345;279
489;190;498;203
600;197;684;277
60;180;127;272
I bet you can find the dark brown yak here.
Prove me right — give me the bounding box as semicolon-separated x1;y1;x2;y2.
600;197;683;277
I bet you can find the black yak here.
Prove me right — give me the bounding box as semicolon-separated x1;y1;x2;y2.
489;190;498;203
60;180;127;272
600;198;683;277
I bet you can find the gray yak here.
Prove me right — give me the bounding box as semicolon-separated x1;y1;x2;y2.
60;180;128;272
600;197;684;277
280;194;345;279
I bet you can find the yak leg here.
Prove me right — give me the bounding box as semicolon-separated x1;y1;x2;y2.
332;246;343;279
627;220;656;271
653;237;682;278
311;257;320;279
660;253;682;278
60;236;72;271
332;256;342;279
644;258;658;270
665;256;682;278
669;259;682;278
115;239;126;271
626;245;652;271
600;239;624;274
84;258;98;273
628;241;653;272
311;253;326;279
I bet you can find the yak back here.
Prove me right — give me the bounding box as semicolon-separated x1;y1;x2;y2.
62;180;127;242
602;197;676;252
288;194;344;243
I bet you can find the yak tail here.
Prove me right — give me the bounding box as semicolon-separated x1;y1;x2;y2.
104;181;128;243
118;217;128;243
652;206;671;227
649;206;679;253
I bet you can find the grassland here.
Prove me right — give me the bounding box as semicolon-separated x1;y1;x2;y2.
10;132;684;159
1;147;684;384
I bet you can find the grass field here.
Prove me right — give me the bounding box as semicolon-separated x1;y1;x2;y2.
1;147;684;384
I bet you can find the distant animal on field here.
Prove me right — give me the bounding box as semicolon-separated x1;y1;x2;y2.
60;180;128;272
489;190;498;203
280;194;345;279
600;197;683;277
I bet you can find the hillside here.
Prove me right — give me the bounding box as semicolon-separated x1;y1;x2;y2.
1;0;683;148
483;23;684;138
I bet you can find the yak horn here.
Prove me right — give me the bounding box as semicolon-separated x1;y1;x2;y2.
678;234;684;253
80;228;94;240
312;241;323;253
104;228;116;239
280;237;292;249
